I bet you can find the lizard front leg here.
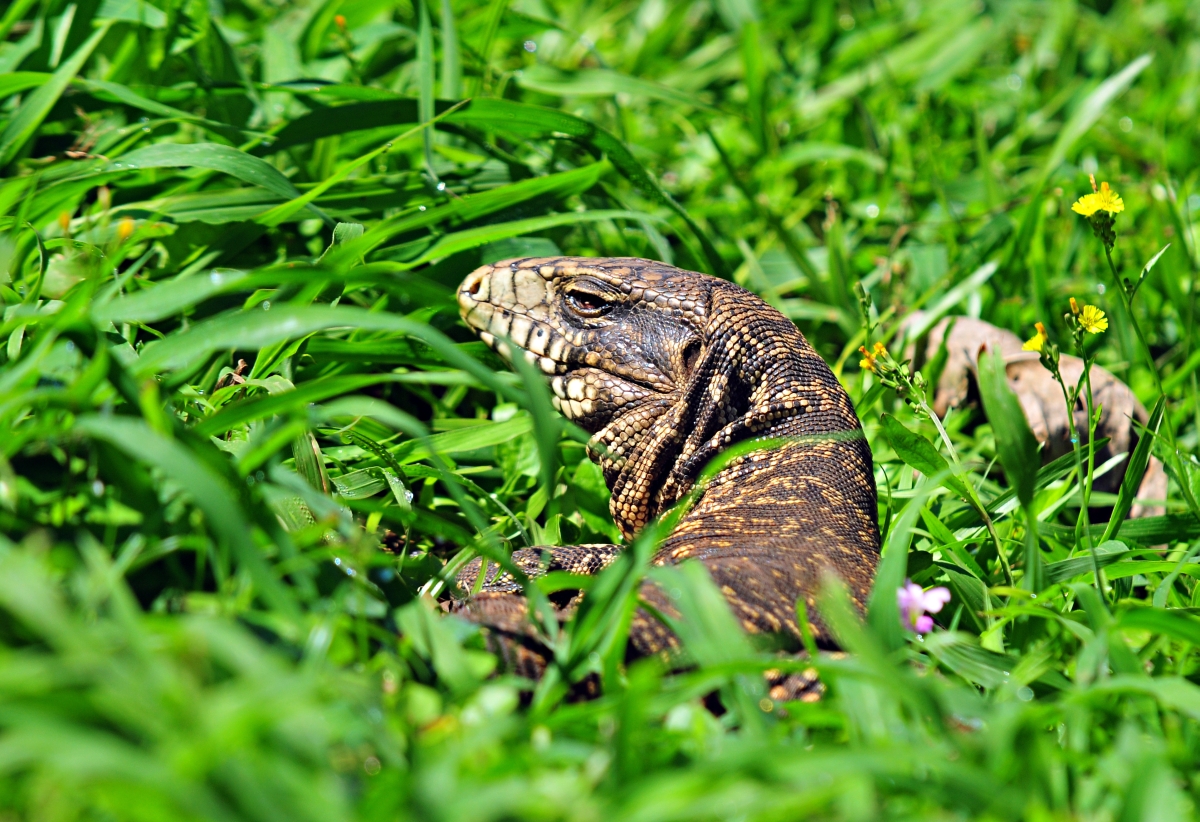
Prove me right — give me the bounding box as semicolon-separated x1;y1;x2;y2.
450;544;623;680
455;544;624;595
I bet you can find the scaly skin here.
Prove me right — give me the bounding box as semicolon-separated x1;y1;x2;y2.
453;257;879;686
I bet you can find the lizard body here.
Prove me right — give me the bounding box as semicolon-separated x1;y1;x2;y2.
454;257;879;677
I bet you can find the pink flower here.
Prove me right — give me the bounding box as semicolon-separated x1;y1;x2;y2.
897;580;951;635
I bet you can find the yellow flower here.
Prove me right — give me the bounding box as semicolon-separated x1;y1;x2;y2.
859;346;876;373
1079;305;1108;334
1023;322;1047;352
117;217;135;242
859;342;887;373
1071;181;1124;218
1069;297;1080;315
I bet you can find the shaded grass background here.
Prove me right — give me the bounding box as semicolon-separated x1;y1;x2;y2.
2;0;1200;818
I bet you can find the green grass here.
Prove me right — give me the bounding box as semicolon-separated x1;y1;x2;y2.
2;0;1200;818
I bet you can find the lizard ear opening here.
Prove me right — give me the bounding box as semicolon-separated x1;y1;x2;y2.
681;338;703;378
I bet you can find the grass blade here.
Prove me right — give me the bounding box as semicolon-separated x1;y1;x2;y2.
0;22;113;167
1102;396;1164;544
104;143;323;219
75;415;297;617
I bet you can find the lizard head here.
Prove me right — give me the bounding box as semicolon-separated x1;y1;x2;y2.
459;256;853;535
458;257;708;431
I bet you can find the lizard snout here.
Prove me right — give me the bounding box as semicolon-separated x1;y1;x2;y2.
458;265;492;315
458;263;567;376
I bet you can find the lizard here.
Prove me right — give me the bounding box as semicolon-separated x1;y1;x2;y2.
451;256;880;692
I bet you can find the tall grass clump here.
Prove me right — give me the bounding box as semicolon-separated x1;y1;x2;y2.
2;0;1200;818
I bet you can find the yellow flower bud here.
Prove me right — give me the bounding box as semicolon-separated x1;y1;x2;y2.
117;218;135;242
858;345;876;373
1022;322;1047;352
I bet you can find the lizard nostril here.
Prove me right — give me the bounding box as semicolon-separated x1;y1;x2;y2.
460;268;492;308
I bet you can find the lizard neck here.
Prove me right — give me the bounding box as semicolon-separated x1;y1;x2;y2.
590;283;863;539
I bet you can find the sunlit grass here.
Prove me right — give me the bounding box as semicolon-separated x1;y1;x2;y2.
1;0;1200;818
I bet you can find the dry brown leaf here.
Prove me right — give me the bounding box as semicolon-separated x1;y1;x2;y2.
904;314;1165;517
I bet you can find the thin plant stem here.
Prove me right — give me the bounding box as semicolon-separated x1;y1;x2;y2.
1081;363;1099;548
923;400;958;459
917;396;1013;586
1102;246;1200;518
1105;248;1165;395
1052;370;1104;598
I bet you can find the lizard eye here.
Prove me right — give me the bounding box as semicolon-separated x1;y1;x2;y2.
565;289;614;318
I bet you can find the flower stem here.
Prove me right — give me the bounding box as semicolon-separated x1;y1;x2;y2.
1053;369;1104;599
1102;246;1200;519
922;400;959;462
1080;359;1105;601
918;397;1013;586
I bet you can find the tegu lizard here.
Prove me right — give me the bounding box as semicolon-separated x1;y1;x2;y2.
453;257;879;679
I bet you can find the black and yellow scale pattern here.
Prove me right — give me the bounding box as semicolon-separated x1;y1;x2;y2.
453;257;879;695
